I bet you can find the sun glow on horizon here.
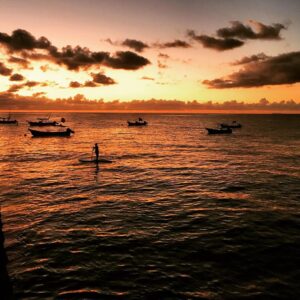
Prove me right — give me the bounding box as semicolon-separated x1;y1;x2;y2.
0;0;300;109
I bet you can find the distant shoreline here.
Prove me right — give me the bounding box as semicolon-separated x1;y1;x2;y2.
1;110;300;114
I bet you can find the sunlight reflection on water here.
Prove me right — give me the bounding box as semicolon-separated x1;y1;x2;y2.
0;113;300;299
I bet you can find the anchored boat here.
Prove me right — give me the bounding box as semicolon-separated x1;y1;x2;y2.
127;118;148;126
206;127;232;134
0;115;18;125
29;128;74;137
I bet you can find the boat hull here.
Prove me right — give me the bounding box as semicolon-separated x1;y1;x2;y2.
127;121;147;126
0;120;18;124
206;127;232;134
29;128;74;137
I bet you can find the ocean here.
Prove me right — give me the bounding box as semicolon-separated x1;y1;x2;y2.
0;113;300;299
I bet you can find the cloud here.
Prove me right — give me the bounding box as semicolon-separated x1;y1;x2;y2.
0;62;12;76
188;20;286;51
158;60;168;69
216;21;256;40
248;20;287;40
40;64;58;72
103;51;150;70
32;92;46;97
10;73;25;81
232;53;269;65
0;29;51;52
158;53;170;59
69;81;98;88
105;38;149;52
25;81;40;87
107;37;191;51
203;51;300;88
1;92;299;112
69;81;81;88
156;39;191;49
0;29;151;71
188;30;244;51
83;81;98;87
217;21;286;40
6;80;46;93
8;56;31;69
121;39;149;52
7;84;22;93
91;72;116;85
69;72;116;88
141;76;155;80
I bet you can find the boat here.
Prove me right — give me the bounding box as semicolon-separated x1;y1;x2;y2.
27;116;65;127
127;118;148;126
79;158;113;163
220;121;242;129
0;115;18;125
206;127;232;134
28;128;74;137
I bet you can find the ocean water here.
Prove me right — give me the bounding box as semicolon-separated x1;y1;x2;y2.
0;113;300;299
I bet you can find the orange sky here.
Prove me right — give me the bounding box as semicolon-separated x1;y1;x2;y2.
0;0;300;107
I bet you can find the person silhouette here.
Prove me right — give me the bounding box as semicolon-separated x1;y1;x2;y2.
93;143;99;161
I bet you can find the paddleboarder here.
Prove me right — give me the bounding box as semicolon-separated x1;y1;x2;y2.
93;143;99;161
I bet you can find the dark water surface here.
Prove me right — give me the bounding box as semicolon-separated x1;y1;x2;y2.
0;113;300;299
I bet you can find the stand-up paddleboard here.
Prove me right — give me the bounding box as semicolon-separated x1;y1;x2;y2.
79;157;113;163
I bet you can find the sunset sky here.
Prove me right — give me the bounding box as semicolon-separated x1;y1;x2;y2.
1;0;300;107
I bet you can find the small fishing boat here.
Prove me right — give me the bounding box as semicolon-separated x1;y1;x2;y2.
29;128;74;137
0;115;18;125
27;116;65;127
220;121;242;129
206;127;232;134
127;118;148;126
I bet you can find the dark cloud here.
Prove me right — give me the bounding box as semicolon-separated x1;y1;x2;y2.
25;81;40;87
69;81;82;88
0;29;151;71
156;40;191;49
216;21;256;39
104;51;150;70
121;39;149;52
48;46;109;70
188;30;244;51
69;72;116;88
232;53;269;65
203;51;300;88
8;56;31;69
0;29;51;51
106;37;191;51
9;73;25;81
32;92;46;97
83;81;98;87
7;84;22;93
7;80;46;93
0;62;12;76
91;72;116;85
188;20;286;51
217;20;286;40
249;20;286;40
